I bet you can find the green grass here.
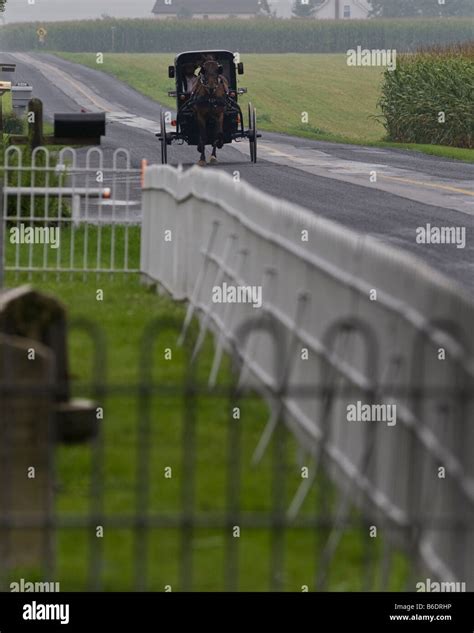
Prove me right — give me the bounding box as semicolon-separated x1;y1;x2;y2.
5;226;140;273
376;141;474;162
4;231;410;591
56;52;474;162
2;92;12;113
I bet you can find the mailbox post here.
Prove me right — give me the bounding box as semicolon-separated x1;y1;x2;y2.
9;99;106;149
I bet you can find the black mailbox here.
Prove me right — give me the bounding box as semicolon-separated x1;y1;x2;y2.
54;112;106;139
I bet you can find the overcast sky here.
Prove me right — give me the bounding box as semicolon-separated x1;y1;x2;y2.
2;0;291;23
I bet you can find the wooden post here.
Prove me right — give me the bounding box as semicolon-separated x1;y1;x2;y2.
0;286;99;571
0;333;55;570
27;98;44;150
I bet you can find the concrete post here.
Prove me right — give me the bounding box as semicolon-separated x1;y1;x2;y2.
0;334;55;568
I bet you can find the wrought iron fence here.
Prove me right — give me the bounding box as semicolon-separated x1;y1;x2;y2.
1;312;473;593
1;146;142;281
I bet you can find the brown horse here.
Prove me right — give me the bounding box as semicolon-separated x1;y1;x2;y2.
191;57;229;166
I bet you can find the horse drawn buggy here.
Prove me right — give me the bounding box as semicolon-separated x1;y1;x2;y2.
158;50;259;165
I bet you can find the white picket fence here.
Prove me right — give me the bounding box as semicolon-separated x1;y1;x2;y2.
141;164;474;588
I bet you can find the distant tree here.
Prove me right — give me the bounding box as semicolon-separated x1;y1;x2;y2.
258;0;272;15
0;0;6;13
292;0;319;17
369;0;474;17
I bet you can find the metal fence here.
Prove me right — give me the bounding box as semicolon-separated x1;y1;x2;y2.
2;310;472;593
1;146;142;281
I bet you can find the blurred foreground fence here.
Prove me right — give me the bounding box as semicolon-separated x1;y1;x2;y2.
1;301;473;592
0;155;473;591
140;165;474;589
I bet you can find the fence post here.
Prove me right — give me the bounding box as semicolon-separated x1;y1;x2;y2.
0;333;55;571
28;98;44;150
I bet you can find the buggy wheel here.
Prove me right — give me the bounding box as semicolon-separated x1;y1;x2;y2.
160;110;168;165
249;107;257;164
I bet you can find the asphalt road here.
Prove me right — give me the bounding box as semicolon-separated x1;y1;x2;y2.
5;52;474;294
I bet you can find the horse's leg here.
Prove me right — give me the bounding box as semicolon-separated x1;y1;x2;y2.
216;111;225;149
209;145;218;164
209;111;224;164
196;111;207;166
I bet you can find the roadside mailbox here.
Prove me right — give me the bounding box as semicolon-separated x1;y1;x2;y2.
9;99;107;148
12;83;33;111
54;112;106;143
0;63;16;81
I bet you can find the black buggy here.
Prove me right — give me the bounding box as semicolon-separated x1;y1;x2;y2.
158;50;259;164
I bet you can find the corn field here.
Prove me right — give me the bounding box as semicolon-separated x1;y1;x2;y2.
377;44;474;148
0;17;473;53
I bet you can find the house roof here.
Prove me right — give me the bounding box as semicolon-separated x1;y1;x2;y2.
152;0;262;15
